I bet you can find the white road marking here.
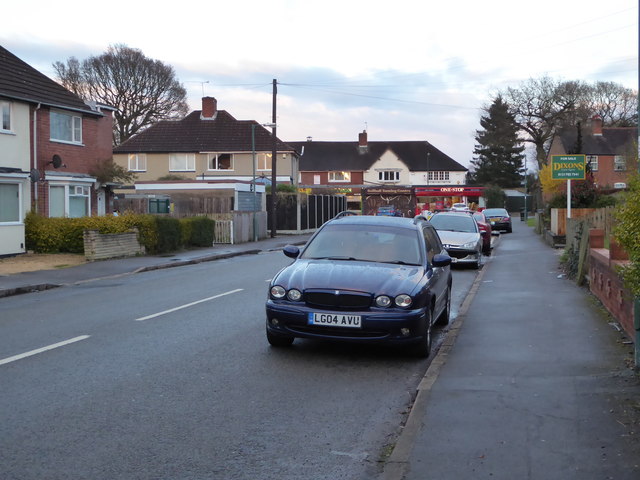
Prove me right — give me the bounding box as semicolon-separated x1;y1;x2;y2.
135;288;244;321
0;335;90;366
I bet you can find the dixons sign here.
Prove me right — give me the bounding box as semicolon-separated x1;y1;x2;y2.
551;155;586;180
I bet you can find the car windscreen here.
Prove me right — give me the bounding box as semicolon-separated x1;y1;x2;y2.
301;223;422;265
483;208;508;217
429;215;477;233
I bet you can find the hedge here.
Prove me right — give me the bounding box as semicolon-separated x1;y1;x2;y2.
24;212;214;255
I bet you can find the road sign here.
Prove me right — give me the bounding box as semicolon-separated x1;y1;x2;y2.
551;155;586;180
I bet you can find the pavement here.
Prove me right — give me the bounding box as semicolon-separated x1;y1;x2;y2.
1;222;638;479
382;218;640;480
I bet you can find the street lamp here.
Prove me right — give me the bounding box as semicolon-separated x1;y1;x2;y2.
251;122;276;242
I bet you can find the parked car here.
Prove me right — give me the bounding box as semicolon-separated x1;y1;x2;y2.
483;208;512;233
428;211;485;269
376;205;403;217
472;211;492;254
451;202;469;211
265;215;452;357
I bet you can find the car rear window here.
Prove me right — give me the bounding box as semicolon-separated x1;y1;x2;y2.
302;223;422;265
483;208;508;216
429;214;477;233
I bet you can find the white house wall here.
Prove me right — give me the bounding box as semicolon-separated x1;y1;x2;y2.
0;101;31;256
364;149;410;185
410;170;466;186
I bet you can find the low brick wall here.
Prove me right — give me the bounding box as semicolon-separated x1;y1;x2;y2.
83;229;145;261
588;229;635;341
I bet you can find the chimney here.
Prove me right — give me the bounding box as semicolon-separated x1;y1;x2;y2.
201;97;217;120
358;130;368;153
591;114;603;136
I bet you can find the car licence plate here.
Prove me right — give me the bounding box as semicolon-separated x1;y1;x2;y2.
308;312;362;328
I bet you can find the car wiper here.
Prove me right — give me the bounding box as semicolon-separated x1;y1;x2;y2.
310;256;358;261
386;260;421;266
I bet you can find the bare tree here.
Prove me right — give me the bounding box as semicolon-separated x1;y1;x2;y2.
54;44;189;145
499;76;637;169
501;76;583;169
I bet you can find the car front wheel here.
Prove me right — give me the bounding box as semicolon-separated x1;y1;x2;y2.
409;311;432;358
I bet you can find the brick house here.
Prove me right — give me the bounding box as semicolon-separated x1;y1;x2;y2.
548;115;638;190
0;46;114;256
288;130;468;212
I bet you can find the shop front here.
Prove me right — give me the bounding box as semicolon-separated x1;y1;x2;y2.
414;186;485;212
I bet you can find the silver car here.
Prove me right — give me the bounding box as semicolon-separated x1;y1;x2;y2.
428;212;484;269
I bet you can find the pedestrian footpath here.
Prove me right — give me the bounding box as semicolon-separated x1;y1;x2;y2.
0;233;313;298
383;219;640;480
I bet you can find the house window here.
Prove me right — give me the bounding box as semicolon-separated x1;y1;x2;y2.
329;171;351;182
208;153;234;170
128;154;147;171
428;171;450;181
1;101;11;132
257;153;272;171
314;175;320;185
586;155;598;172
169;153;195;171
50;110;82;144
378;170;400;182
614;155;626;171
49;184;91;218
0;183;20;222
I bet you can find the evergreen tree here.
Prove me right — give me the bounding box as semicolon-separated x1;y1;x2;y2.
469;96;526;188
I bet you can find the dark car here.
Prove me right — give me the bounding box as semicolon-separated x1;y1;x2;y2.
265;215;452;357
483;208;512;233
376;205;403;217
428;211;484;269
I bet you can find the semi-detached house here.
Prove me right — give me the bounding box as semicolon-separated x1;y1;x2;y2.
0;46;114;256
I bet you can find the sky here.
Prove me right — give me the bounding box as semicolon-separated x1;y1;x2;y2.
2;0;638;169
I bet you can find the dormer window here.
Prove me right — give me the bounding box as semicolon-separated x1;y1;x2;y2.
379;170;400;182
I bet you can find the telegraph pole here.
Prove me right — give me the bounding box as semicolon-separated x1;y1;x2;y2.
270;79;277;237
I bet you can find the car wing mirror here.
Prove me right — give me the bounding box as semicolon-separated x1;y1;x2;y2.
283;245;300;259
432;253;452;267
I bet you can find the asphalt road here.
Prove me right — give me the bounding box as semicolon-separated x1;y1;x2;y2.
0;249;480;480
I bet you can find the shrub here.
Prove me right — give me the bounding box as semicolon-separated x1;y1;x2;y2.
153;216;181;254
180;217;214;247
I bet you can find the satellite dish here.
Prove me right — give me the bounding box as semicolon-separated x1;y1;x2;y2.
30;169;40;182
51;154;63;168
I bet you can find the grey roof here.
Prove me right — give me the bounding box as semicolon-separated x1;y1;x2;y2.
113;110;295;154
0;45;99;115
556;127;638;155
287;140;467;172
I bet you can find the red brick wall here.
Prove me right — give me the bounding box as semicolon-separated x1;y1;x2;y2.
32;106;113;217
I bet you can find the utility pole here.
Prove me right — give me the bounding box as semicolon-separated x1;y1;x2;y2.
270;79;278;238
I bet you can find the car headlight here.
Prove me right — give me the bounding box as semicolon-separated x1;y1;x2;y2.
375;295;392;307
287;289;302;301
395;294;412;308
461;241;477;249
270;285;286;299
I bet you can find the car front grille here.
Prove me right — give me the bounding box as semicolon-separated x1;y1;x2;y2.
304;290;372;309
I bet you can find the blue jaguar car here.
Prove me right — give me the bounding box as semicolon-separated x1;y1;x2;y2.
265;215;452;357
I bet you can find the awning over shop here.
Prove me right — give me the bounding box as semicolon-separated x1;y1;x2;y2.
415;186;484;197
